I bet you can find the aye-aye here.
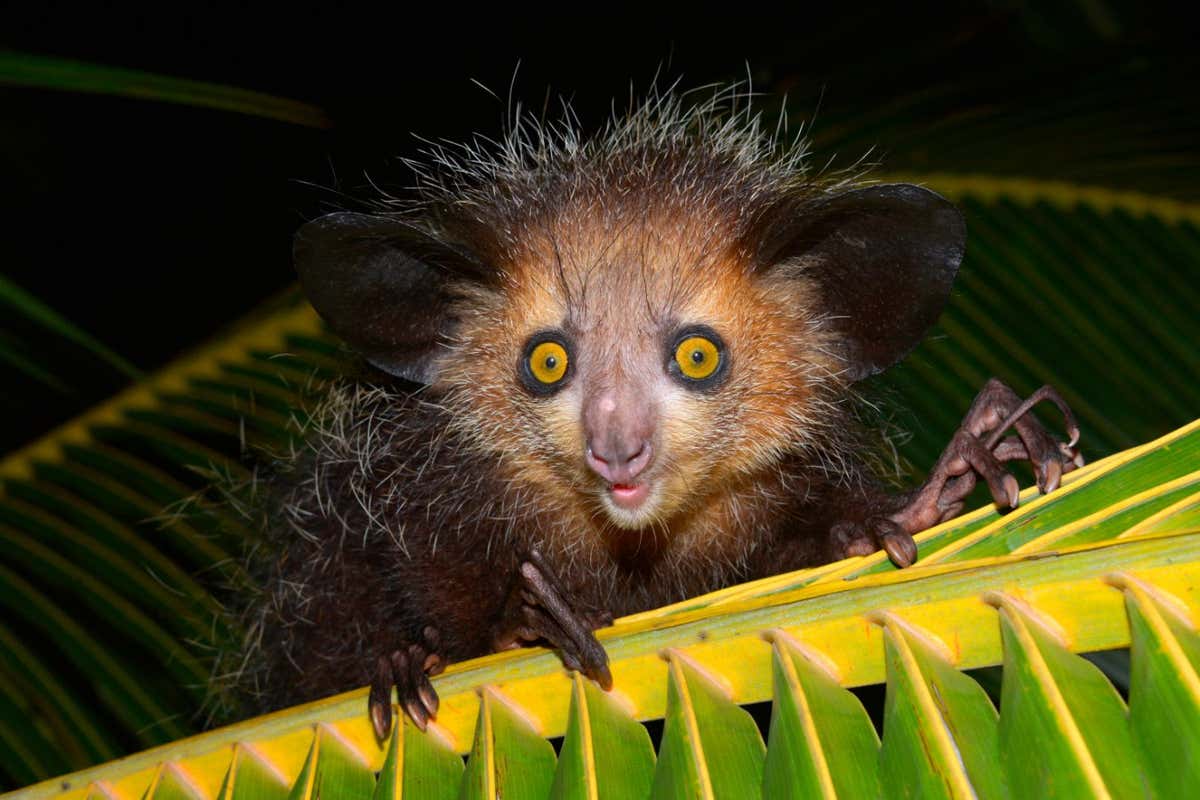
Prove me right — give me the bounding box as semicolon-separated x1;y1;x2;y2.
244;90;1081;739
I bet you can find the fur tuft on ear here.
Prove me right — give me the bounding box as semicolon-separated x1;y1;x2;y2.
293;213;486;385
758;184;966;381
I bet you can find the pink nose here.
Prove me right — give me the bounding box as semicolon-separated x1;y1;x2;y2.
586;438;653;484
583;389;655;484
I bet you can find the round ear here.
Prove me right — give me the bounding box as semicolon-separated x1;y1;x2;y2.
293;212;486;384
760;184;966;381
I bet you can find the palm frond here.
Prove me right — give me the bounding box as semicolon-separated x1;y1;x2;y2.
0;276;142;390
0;51;330;129
5;419;1197;798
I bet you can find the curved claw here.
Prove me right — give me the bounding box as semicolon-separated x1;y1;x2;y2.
1041;458;1063;493
393;646;437;729
367;631;444;740
977;383;1081;498
832;517;918;568
868;379;1082;567
881;527;917;568
1060;442;1086;469
588;662;614;690
369;655;395;741
493;553;614;691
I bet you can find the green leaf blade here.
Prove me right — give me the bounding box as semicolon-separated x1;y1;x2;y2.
458;690;556;800
285;727;375;800
219;745;288;800
763;637;881;799
878;622;1008;800
550;675;654;800
651;654;764;800
1124;582;1200;798
0;51;330;129
372;718;462;800
952;425;1200;560
143;766;202;800
997;603;1145;799
0;275;143;383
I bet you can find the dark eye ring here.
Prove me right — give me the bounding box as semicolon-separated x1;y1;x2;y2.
520;332;573;395
667;325;728;390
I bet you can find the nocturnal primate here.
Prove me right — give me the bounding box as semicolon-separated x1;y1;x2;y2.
242;89;1081;739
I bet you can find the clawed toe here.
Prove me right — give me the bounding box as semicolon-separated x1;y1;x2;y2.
976;381;1080;499
368;628;444;739
850;379;1082;571
832;518;918;567
491;550;613;689
881;524;918;567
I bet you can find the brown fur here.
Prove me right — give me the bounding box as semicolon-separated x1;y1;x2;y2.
229;88;906;716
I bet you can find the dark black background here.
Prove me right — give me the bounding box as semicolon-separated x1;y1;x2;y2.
1;1;1190;451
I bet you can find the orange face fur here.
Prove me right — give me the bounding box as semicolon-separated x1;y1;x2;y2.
435;200;843;546
278;92;968;734
291;90;968;569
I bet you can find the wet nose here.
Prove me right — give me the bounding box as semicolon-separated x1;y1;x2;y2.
583;390;654;484
587;438;653;484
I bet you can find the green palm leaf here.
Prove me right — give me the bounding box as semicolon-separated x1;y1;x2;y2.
0;51;330;129
0;275;142;392
549;676;655;799
3;419;1198;798
763;637;881;798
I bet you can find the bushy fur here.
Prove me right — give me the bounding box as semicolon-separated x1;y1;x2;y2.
226;86;902;716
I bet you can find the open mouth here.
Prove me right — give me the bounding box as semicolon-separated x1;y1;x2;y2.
608;481;651;510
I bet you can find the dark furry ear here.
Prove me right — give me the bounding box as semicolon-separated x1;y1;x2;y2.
761;184;965;381
294;212;485;384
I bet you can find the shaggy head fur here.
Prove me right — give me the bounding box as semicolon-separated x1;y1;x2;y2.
399;88;860;553
217;85;962;717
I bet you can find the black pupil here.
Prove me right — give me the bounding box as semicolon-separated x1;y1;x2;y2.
691;349;705;364
544;355;558;371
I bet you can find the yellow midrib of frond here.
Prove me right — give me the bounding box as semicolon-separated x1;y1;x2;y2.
11;522;1197;800
0;302;324;484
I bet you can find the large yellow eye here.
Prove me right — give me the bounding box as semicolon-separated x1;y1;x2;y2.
528;340;569;385
674;335;720;380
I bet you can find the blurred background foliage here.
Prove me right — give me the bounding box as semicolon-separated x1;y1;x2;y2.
0;0;1197;790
